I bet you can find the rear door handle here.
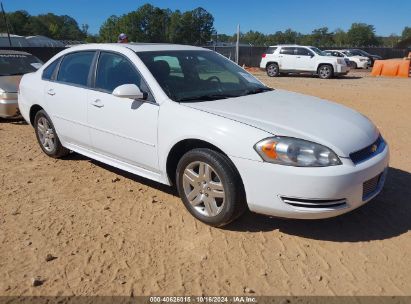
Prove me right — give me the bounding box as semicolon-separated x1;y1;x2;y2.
91;99;104;108
47;89;55;96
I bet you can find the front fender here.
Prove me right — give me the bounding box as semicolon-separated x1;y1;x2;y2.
157;101;270;182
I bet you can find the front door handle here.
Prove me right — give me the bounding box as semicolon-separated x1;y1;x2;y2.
91;99;104;108
47;89;55;96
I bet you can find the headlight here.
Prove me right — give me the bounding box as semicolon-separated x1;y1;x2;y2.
254;137;342;167
360;58;367;62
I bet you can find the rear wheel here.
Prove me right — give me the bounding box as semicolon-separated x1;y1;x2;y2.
266;63;279;77
34;110;69;158
176;148;246;227
318;64;333;79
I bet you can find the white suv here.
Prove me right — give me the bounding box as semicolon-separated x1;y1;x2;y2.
260;45;349;79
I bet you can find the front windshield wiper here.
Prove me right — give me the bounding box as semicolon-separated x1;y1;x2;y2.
177;94;234;103
243;87;273;96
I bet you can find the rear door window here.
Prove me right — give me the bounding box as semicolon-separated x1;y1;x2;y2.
280;47;295;55
57;51;95;87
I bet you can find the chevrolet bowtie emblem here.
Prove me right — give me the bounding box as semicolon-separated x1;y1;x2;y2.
371;144;378;153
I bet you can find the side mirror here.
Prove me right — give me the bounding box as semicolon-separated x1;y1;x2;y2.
112;84;147;100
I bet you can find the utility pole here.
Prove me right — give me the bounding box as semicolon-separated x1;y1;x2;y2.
1;2;12;46
235;24;240;64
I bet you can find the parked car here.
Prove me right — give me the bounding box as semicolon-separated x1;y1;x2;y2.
339;50;370;69
324;50;369;69
348;49;382;67
260;45;349;79
0;50;42;118
18;44;389;227
323;50;352;69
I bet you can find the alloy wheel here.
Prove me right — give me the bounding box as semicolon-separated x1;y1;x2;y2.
37;117;56;152
319;66;331;78
182;161;225;217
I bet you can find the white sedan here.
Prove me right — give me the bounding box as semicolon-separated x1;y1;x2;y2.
18;43;389;227
333;50;370;69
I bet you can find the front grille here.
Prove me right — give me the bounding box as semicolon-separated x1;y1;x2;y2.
350;135;385;164
363;173;383;200
281;197;347;209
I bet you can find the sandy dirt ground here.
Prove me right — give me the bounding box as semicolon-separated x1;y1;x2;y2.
1;70;411;296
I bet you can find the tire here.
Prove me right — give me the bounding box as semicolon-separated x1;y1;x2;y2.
266;63;279;77
351;62;358;69
317;64;333;79
34;110;69;158
176;148;246;227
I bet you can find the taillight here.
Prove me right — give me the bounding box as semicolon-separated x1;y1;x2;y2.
262;53;266;58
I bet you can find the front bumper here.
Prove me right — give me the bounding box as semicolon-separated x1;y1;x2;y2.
231;144;389;219
357;61;369;69
334;64;350;75
0;98;20;118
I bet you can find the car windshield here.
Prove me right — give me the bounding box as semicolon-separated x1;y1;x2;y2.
310;47;325;56
342;51;355;57
355;49;371;56
347;50;364;56
136;50;271;102
0;53;43;76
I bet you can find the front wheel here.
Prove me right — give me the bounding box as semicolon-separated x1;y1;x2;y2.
176;148;246;227
318;64;333;79
34;110;69;158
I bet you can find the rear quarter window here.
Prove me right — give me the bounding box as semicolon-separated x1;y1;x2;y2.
266;47;277;54
42;58;61;80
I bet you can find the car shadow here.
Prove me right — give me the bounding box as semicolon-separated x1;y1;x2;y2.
280;74;363;80
226;167;411;242
0;117;27;125
62;152;178;196
61;153;410;242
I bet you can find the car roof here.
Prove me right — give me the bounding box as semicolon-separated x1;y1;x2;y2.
65;43;209;53
268;45;314;48
0;50;32;56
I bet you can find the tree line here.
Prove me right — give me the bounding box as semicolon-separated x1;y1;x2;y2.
1;3;411;47
224;25;411;48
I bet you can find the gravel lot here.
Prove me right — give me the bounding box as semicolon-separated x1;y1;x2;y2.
1;70;410;296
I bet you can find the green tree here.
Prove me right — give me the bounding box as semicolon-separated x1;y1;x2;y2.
346;23;379;46
2;10;31;35
242;31;267;45
402;26;411;40
98;4;213;44
309;27;334;46
333;28;347;47
381;34;400;47
99;15;120;42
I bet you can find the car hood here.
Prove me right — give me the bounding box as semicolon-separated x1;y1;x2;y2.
183;90;379;157
0;75;22;93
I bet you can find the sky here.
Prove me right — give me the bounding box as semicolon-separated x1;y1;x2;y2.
2;0;410;36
